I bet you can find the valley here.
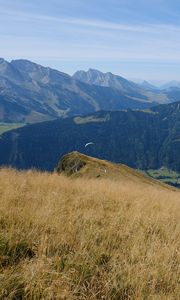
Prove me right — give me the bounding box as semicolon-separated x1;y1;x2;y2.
143;168;180;188
0;101;179;179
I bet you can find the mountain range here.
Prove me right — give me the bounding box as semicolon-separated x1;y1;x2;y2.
0;101;179;172
0;58;177;123
160;80;180;90
73;69;158;92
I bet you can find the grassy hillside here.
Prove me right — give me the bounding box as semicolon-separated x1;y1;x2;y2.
57;152;180;189
0;165;179;299
56;152;174;190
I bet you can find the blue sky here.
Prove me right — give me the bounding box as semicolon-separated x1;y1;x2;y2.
0;0;180;81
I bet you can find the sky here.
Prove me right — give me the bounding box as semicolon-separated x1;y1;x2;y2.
0;0;180;82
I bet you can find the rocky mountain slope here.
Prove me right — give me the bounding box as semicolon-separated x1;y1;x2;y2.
73;69;170;102
0;59;173;123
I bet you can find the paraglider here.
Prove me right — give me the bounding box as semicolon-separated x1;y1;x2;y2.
85;142;94;148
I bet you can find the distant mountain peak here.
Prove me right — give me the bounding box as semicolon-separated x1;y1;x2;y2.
11;59;43;71
0;58;6;63
140;80;158;91
73;68;140;91
160;80;180;90
0;57;174;124
79;68;117;77
11;58;34;64
88;68;101;72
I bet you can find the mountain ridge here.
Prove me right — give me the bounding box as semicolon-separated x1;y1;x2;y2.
73;69;160;94
0;59;174;123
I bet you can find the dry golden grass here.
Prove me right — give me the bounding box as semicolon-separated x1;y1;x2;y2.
0;168;179;299
56;151;176;190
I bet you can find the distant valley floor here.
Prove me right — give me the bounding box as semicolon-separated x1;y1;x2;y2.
142;168;180;188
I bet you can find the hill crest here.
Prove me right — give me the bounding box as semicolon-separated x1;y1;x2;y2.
56;151;175;190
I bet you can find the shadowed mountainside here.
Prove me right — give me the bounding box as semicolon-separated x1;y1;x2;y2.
0;101;179;173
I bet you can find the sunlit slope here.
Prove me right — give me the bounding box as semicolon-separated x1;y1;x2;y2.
56;151;176;190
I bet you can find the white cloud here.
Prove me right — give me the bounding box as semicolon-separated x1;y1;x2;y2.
1;8;180;34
